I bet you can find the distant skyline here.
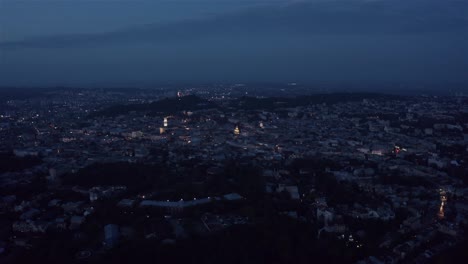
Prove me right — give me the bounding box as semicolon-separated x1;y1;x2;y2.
0;0;467;87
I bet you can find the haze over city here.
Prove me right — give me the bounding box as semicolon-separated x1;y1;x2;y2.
1;0;467;87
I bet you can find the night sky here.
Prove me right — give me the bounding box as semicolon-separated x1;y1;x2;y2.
0;0;467;87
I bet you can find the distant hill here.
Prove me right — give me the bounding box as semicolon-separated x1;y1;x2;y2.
229;93;403;111
90;95;219;117
0;87;58;101
91;93;404;117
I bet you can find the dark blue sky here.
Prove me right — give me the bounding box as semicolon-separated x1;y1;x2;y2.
0;0;467;87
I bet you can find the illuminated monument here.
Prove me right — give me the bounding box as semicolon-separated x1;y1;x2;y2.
234;125;240;135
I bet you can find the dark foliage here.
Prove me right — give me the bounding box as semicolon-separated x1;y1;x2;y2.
0;152;41;173
62;162;170;191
